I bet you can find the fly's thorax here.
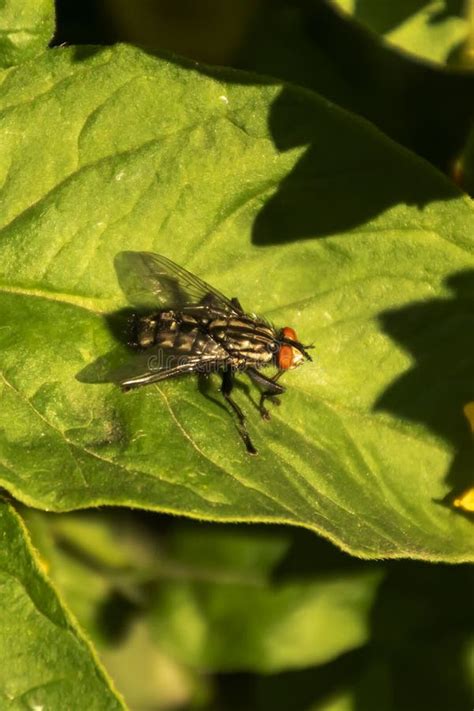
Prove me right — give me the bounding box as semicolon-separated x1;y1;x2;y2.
209;316;277;365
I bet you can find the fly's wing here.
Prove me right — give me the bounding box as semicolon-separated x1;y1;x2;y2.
114;251;242;314
108;332;228;389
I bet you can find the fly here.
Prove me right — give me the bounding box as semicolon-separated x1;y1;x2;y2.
111;251;312;455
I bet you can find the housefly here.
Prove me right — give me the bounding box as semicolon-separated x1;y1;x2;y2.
112;251;312;454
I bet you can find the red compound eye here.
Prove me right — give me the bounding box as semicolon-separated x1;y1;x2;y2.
278;327;299;370
282;326;297;341
278;344;293;370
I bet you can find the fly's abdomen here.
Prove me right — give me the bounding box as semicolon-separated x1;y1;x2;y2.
135;312;227;361
133;311;177;349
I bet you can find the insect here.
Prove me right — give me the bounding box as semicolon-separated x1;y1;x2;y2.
112;251;312;454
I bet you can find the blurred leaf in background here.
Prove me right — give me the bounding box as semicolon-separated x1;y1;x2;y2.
21;507;474;710
332;0;469;66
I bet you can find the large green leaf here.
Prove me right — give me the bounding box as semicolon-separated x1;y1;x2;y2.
0;45;473;561
0;0;55;69
0;500;124;710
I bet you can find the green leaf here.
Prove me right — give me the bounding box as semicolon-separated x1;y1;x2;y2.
166;523;291;578
149;565;381;673
0;0;55;69
100;621;205;711
0;500;124;710
0;45;473;561
150;526;380;675
46;514;379;675
332;0;468;65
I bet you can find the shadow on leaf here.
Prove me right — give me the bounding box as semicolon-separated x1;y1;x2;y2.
76;308;138;385
252;86;460;245
375;269;474;512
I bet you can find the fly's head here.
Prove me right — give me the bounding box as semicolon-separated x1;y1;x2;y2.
277;326;313;370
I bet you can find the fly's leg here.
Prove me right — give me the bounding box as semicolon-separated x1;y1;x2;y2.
247;368;285;421
221;368;257;455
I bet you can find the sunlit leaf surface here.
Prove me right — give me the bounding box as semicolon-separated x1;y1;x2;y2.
0;45;473;560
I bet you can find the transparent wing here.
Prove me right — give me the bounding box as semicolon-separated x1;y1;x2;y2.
114;251;241;314
108;336;228;389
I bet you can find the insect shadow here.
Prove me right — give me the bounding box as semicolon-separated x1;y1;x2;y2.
76;308;141;385
374;269;474;516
